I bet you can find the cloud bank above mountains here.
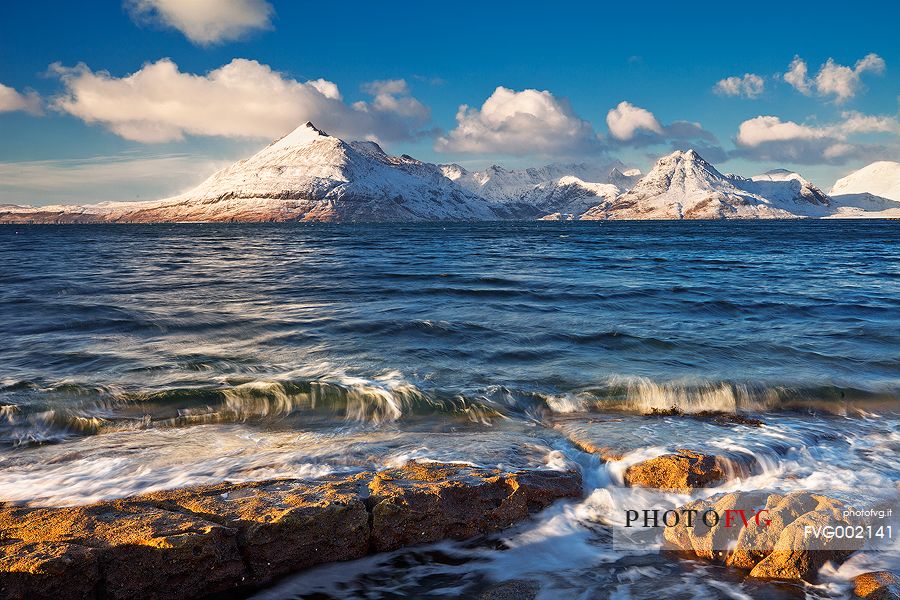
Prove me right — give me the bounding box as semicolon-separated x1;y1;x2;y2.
2;43;896;187
49;59;431;144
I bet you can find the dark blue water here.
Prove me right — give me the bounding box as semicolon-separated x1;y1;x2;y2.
1;221;898;598
2;221;899;423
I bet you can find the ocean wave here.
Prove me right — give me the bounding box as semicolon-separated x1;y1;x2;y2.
0;374;503;446
1;375;896;448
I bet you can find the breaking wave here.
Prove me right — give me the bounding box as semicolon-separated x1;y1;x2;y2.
1;374;895;447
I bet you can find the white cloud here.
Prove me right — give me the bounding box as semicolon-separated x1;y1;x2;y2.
736;116;828;146
713;73;765;99
606;101;663;140
0;83;43;115
0;154;232;205
125;0;274;45
51;58;431;144
783;53;886;103
435;86;596;155
783;56;811;95
605;101;718;157
358;79;429;121
734;112;900;163
837;111;900;135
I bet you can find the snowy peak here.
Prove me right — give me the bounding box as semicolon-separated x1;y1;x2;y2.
631;149;729;196
830;161;900;202
265;121;330;153
581;149;831;220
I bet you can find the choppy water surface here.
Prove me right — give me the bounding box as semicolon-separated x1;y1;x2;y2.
0;221;898;598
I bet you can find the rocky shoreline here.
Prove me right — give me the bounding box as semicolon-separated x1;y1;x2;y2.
2;435;896;600
0;462;582;600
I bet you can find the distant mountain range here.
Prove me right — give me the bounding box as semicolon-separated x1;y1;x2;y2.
2;122;899;223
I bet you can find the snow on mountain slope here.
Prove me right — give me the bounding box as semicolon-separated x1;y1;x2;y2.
830;161;900;202
607;167;643;190
441;161;636;218
825;192;900;218
580;150;830;220
730;169;832;215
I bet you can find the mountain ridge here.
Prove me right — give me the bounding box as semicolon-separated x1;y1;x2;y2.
2;123;898;223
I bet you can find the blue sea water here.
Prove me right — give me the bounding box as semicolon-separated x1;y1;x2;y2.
2;221;899;409
0;221;897;598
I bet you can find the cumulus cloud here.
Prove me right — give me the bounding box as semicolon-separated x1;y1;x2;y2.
0;83;43;115
357;80;429;121
606;101;663;140
734;112;900;163
784;57;811;95
435;86;597;155
713;73;765;98
604;100;720;156
783;53;886;102
50;58;431;143
125;0;274;45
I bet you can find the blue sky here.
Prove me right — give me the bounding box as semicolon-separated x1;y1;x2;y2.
1;0;898;205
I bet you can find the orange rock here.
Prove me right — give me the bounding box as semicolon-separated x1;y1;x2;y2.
623;449;752;492
368;463;581;552
854;571;900;599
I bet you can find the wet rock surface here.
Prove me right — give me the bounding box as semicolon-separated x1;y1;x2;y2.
0;462;581;600
854;571;900;599
663;490;860;582
478;579;541;599
368;462;581;552
623;449;754;492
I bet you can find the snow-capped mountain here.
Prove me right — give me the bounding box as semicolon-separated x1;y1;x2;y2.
0;122;500;223
830;161;900;202
822;161;900;218
580;150;831;220
441;162;637;218
112;122;504;222
731;169;831;210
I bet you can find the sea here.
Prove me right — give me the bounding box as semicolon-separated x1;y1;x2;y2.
0;221;898;598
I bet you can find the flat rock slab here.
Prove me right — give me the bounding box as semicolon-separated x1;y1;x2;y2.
0;462;581;600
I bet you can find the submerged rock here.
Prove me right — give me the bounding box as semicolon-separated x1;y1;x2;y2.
663;490;860;582
623;449;753;492
0;462;581;600
854;571;900;600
